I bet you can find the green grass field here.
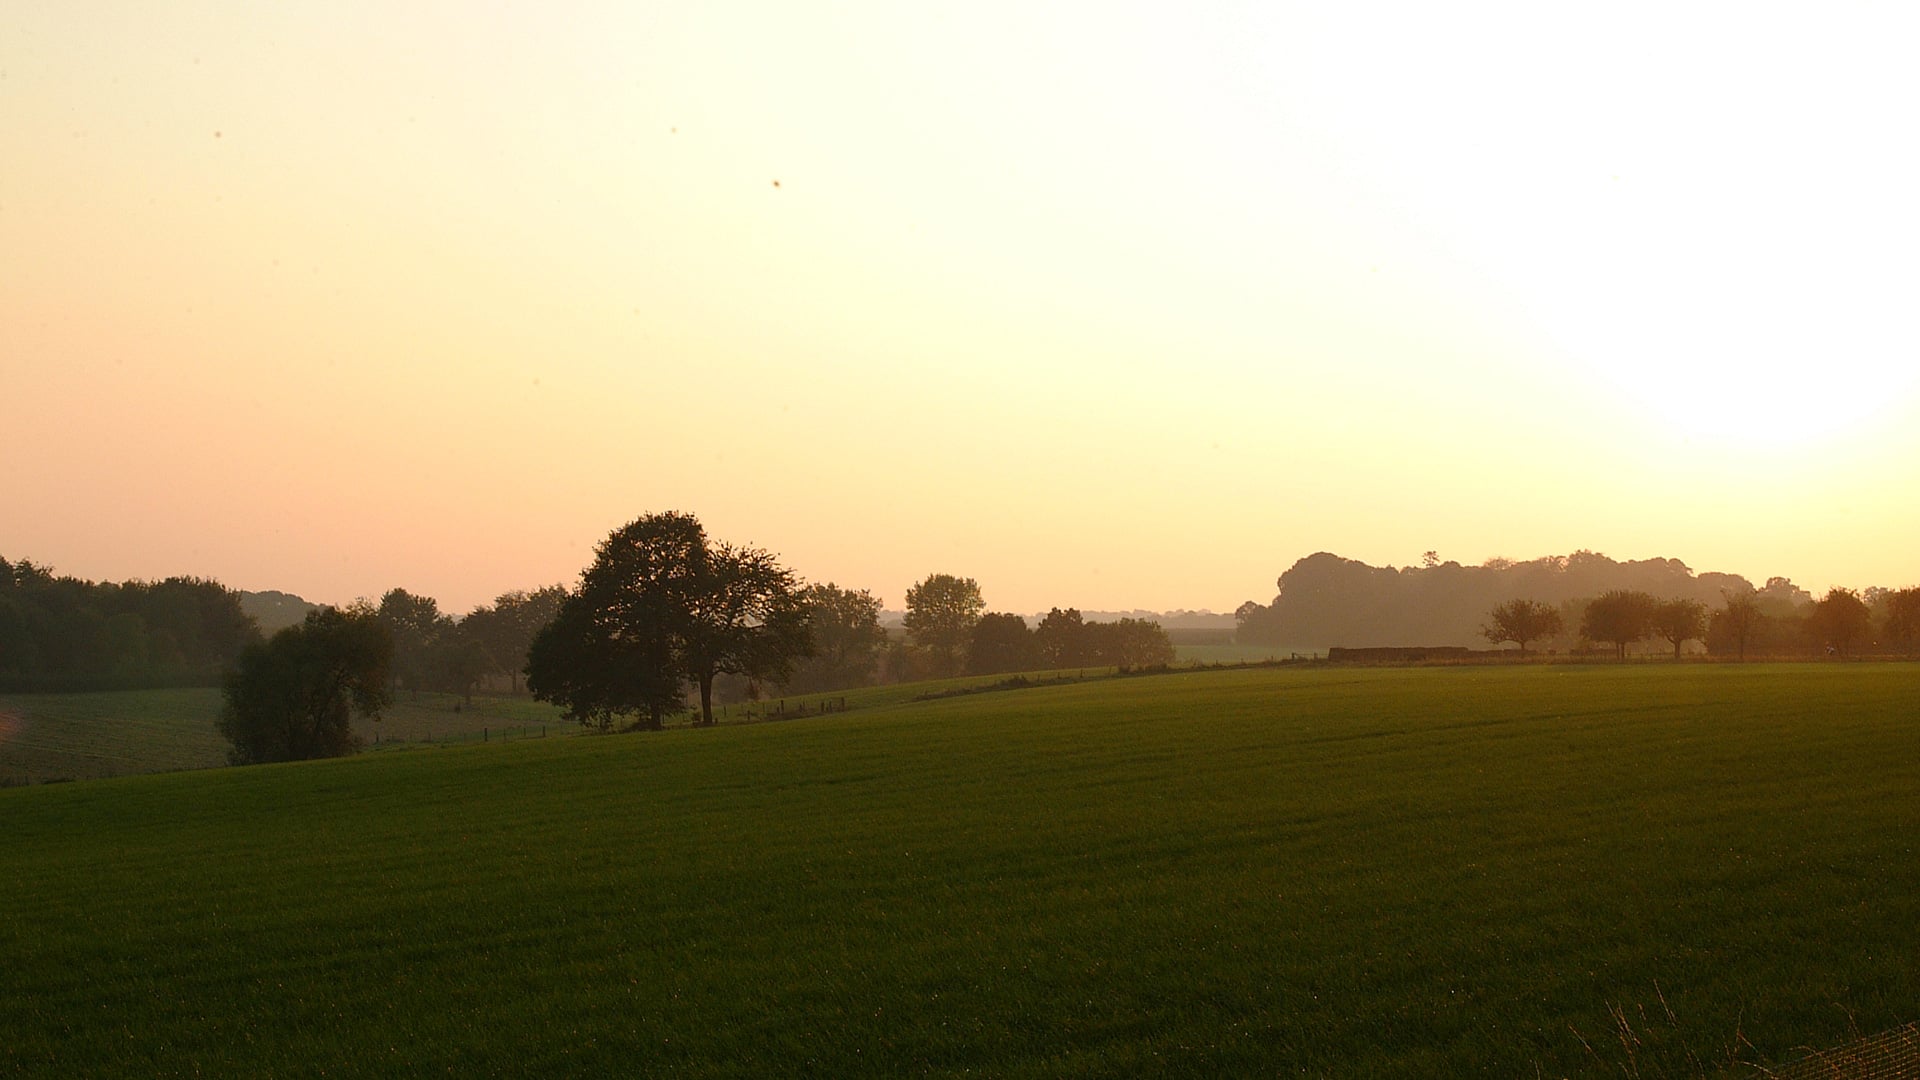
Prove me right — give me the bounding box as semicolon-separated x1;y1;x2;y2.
2;664;1916;1076
0;689;582;784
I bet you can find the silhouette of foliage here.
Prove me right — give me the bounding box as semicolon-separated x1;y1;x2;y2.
1237;551;1756;651
1649;598;1709;660
1707;589;1765;661
1883;588;1920;657
217;605;391;764
781;583;886;693
904;574;984;676
0;557;258;690
967;613;1040;675
1481;599;1563;652
1580;590;1660;660
527;512;809;729
1806;587;1872;657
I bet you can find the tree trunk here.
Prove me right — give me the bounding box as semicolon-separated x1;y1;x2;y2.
699;673;715;726
1673;639;1682;661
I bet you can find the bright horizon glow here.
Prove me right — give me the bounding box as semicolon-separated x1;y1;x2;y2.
5;3;1918;615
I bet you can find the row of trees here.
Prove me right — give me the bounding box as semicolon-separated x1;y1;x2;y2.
519;521;1181;734
371;586;568;701
900;573;1175;677
1483;585;1920;660
1237;549;1919;658
0;557;258;689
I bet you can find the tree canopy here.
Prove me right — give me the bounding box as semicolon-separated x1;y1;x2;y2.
0;557;258;690
967;613;1040;675
1649;598;1709;660
217;605;392;764
1580;590;1659;660
1806;587;1872;657
527;512;810;729
904;573;984;676
782;583;886;693
1481;599;1563;652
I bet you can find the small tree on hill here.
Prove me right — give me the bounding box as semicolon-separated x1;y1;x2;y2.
782;583;886;693
1087;618;1176;670
1035;607;1088;668
1883;588;1920;657
1806;587;1872;657
1708;589;1764;661
1581;590;1658;660
217;605;392;764
1481;599;1563;653
967;613;1040;675
904;573;984;677
1649;598;1708;660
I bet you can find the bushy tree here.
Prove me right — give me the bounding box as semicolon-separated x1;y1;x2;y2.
526;512;810;728
376;588;453;693
1481;599;1563;653
461;586;568;693
217;606;391;764
1883;588;1920;657
967;613;1040;675
904;574;984;676
1707;589;1765;661
1649;598;1708;660
1034;607;1088;668
782;583;886;692
1580;590;1659;660
1085;618;1175;670
527;592;683;730
1806;587;1872;657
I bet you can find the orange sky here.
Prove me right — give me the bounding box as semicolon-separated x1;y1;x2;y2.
6;3;1918;615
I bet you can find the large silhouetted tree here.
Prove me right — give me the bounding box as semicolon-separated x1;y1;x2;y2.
1580;590;1658;660
526;512;809;728
1649;598;1708;660
527;592;683;730
217;605;391;764
904;573;984;676
1481;599;1563;653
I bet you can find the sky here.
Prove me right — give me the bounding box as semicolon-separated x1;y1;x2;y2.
6;2;1919;616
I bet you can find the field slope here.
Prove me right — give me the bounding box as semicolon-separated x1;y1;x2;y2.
2;664;1916;1076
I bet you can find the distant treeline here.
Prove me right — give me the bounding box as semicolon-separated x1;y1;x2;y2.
1236;551;1916;657
0;557;258;691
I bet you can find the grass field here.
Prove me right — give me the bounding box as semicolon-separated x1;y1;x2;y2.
0;689;582;784
2;664;1917;1076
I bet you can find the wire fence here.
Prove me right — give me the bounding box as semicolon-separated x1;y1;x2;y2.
1764;1023;1920;1079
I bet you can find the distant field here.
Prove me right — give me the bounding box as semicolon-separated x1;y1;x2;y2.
2;664;1917;1076
0;688;229;783
1176;642;1322;664
0;688;581;784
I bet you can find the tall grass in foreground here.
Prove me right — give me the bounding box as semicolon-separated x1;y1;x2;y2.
1;664;1916;1076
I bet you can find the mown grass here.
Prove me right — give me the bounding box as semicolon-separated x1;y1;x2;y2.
0;688;230;783
2;664;1916;1076
0;689;584;783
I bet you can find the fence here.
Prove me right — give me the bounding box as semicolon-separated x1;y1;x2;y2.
1766;1023;1920;1079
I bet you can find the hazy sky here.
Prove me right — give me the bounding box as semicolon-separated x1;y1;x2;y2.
6;3;1918;615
